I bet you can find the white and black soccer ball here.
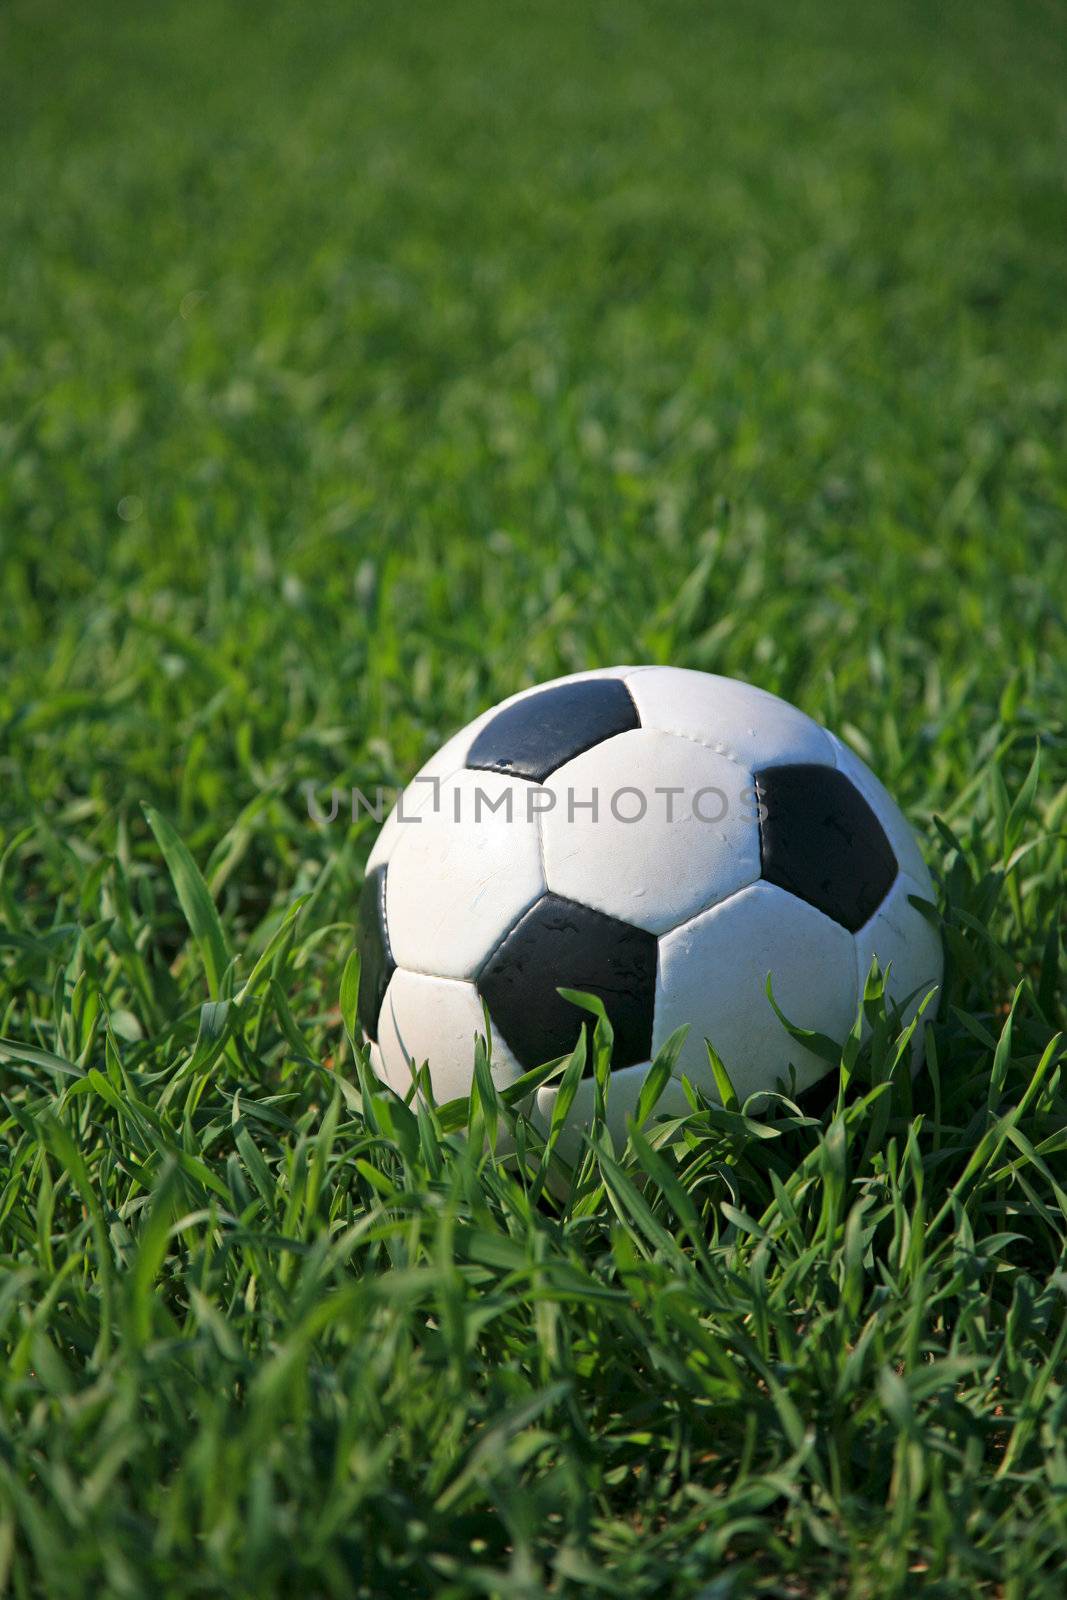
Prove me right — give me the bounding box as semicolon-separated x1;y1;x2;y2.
356;668;941;1139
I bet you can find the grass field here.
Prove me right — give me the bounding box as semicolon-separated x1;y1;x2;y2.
2;0;1066;1594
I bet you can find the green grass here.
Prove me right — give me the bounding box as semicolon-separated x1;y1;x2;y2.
1;0;1066;1594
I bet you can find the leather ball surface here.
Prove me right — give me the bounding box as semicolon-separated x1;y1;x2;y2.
356;667;941;1140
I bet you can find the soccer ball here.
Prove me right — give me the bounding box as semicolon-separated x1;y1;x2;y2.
356;667;941;1140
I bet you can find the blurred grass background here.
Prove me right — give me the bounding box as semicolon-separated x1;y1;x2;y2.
2;0;1064;842
1;1;1066;1595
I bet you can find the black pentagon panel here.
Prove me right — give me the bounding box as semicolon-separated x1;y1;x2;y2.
466;678;640;784
755;763;898;933
477;892;656;1072
356;865;395;1042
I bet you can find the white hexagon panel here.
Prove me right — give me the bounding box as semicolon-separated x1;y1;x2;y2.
385;768;544;978
376;968;523;1101
531;1059;694;1166
654;881;857;1102
367;705;498;873
624;667;835;771
540;728;762;934
855;872;943;1034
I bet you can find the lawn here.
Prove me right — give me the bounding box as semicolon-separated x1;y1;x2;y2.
1;0;1066;1594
